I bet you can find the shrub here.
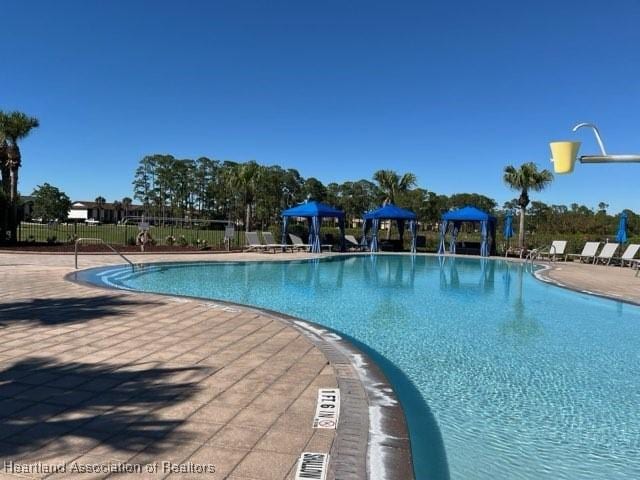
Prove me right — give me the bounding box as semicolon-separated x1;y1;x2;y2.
126;236;136;246
165;235;176;246
177;235;188;247
46;235;57;244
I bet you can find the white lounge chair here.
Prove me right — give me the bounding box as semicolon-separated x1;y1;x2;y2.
504;246;527;258
345;234;366;251
537;240;567;261
566;242;600;263
594;242;619;265
244;231;268;252
615;244;639;267
289;233;311;252
261;231;290;253
289;233;332;252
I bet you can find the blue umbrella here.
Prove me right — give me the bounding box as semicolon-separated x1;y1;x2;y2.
503;211;514;240
615;211;628;243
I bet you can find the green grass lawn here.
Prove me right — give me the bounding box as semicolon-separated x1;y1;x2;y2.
18;222;244;248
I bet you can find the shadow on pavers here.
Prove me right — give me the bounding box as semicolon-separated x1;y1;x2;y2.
0;295;163;326
0;357;210;459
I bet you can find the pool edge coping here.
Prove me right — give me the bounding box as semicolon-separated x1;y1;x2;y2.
64;265;415;480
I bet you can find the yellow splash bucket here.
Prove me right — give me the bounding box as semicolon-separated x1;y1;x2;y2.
549;141;581;174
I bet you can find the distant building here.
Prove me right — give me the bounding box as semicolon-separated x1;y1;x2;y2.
68;201;144;223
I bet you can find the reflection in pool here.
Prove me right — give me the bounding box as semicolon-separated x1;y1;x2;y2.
79;255;640;480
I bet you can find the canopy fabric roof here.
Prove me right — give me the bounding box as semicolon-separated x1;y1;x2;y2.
281;200;345;253
362;203;418;253
438;205;497;256
442;206;496;222
281;200;345;218
363;203;417;220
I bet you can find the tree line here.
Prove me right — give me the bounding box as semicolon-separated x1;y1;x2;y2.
131;154;503;231
129;154;637;241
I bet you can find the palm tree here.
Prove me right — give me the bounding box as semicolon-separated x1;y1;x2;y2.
94;196;106;221
0;119;8;239
0;111;39;242
373;170;417;205
230;162;260;231
2;112;39;204
372;170;417;238
503;162;554;248
0;114;10;200
112;200;122;223
122;197;132;220
0;133;7;239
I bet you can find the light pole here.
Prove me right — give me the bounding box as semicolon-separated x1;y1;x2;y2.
549;123;640;174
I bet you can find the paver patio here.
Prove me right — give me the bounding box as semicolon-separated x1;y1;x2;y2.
0;253;338;479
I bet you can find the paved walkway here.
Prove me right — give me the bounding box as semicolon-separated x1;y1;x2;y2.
538;260;640;305
0;252;339;479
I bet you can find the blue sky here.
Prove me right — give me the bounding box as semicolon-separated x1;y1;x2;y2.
3;0;640;212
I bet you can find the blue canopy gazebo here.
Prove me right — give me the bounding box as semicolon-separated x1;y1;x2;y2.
362;203;418;253
281;200;345;253
437;206;497;257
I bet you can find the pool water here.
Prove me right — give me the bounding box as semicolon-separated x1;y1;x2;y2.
78;255;640;480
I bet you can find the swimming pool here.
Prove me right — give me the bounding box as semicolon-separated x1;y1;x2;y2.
77;255;640;479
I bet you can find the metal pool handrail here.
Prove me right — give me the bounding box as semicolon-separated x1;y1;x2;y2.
525;248;540;268
75;238;136;269
525;243;562;272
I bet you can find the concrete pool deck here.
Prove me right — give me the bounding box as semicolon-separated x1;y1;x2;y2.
0;251;413;480
535;259;640;305
0;251;638;480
